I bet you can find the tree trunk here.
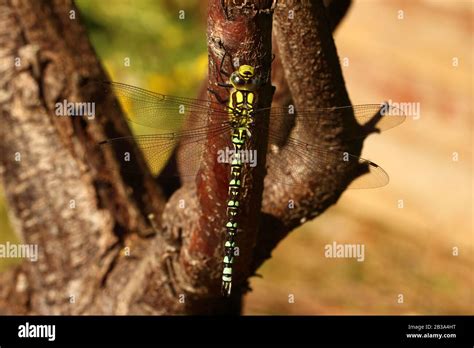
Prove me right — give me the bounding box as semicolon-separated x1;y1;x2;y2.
0;0;363;315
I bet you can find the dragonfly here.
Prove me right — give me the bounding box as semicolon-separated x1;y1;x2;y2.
90;65;405;297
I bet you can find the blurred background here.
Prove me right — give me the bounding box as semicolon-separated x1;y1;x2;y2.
0;0;472;314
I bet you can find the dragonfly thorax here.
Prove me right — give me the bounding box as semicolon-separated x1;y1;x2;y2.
229;88;256;130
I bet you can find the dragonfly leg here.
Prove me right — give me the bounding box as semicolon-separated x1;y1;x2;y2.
219;49;231;78
207;87;229;105
216;38;237;81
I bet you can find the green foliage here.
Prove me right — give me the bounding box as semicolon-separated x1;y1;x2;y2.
76;0;207;97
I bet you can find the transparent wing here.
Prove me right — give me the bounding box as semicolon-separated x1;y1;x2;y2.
264;132;389;189
99;123;233;180
261;103;406;138
100;123;388;189
92;81;394;189
89;81;230;129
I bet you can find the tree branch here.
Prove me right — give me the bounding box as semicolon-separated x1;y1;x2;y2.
253;0;365;270
129;0;275;313
0;0;165;314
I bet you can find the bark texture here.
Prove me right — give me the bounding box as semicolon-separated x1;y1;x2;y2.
254;0;363;268
0;0;365;315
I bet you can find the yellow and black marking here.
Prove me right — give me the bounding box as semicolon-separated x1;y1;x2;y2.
221;65;259;297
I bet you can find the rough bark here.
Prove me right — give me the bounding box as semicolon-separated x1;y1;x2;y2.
253;0;363;269
145;0;275;313
0;0;166;314
0;0;365;315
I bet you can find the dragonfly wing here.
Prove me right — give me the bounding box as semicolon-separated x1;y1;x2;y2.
351;103;406;133
262;103;406;139
264;133;389;189
99;123;233;181
88;81;230;129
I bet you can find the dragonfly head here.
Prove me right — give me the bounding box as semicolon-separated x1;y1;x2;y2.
230;65;260;91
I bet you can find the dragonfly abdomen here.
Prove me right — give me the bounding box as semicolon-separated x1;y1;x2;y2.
221;126;248;297
221;65;258;297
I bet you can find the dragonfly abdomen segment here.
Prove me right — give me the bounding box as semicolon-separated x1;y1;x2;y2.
222;127;248;297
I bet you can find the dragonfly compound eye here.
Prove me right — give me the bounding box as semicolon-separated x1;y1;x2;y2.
231;74;245;85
